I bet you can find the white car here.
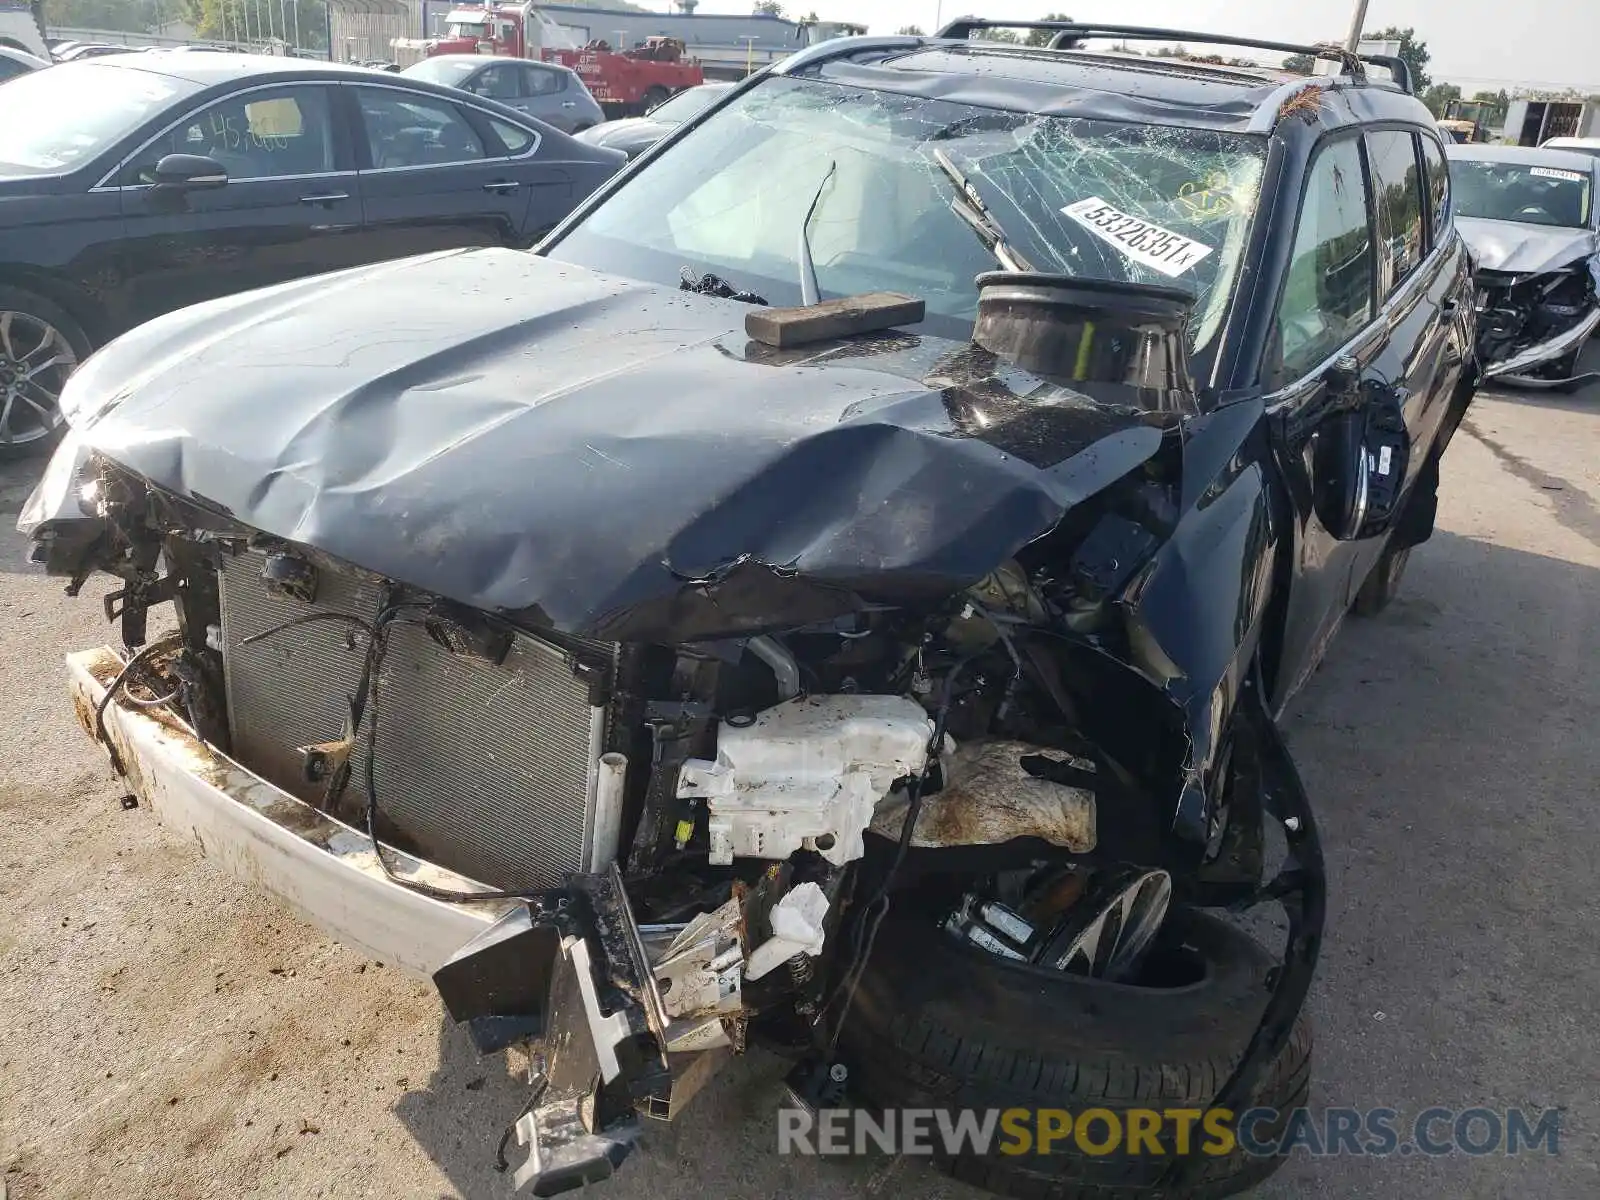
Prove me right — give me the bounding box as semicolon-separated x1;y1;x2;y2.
1542;135;1600;161
0;0;48;60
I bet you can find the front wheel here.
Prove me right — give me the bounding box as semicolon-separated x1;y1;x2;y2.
0;286;90;460
841;907;1311;1199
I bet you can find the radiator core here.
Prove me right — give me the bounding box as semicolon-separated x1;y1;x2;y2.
217;552;607;891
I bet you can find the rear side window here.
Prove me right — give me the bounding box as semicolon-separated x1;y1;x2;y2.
487;117;534;155
1420;135;1449;245
356;87;487;169
1269;137;1374;386
1367;130;1426;296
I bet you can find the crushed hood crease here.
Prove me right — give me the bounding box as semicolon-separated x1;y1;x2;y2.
61;249;1165;641
1457;216;1599;276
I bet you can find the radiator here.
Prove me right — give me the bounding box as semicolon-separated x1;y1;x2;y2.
217;552;611;892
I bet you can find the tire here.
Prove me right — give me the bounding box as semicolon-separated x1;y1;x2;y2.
1545;349;1585;394
1351;543;1410;617
0;284;91;461
641;85;671;111
841;907;1312;1200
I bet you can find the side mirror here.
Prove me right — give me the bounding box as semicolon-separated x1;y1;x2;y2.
152;153;228;191
1312;369;1411;541
1311;408;1369;541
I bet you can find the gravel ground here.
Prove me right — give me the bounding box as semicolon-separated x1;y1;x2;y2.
2;346;1598;1199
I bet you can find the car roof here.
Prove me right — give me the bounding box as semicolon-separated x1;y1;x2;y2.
788;37;1428;135
416;54;579;74
49;50;568;138
73;49;399;86
1543;136;1600;150
1447;142;1600;173
0;44;48;70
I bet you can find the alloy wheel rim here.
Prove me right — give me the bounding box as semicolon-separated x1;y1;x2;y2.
1048;868;1174;982
0;310;77;447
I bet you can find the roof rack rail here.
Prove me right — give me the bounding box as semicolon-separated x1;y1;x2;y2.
932;20;1415;93
1360;53;1414;93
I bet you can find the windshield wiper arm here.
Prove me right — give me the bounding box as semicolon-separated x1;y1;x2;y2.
798;160;837;306
931;147;1034;273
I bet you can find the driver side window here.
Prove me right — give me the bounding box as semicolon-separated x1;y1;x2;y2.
470;64;520;101
521;66;564;96
121;86;335;185
1268;137;1375;387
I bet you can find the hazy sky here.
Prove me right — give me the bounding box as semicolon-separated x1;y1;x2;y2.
750;0;1595;91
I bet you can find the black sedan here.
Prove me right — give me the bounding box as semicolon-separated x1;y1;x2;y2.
0;52;623;456
575;81;733;158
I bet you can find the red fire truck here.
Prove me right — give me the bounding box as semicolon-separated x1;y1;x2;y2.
405;3;704;117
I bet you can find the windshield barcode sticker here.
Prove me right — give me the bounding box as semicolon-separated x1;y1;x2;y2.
1531;167;1584;182
1061;197;1215;277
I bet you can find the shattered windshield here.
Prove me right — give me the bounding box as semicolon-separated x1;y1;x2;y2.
1452;159;1593;228
547;76;1266;357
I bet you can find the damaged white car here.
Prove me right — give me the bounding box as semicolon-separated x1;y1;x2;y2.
1450;143;1600;391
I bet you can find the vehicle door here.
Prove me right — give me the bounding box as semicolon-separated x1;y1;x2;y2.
462;61;580;132
112;82;364;324
514;62;584;132
1366;128;1467;492
350;82;572;252
1264;132;1417;705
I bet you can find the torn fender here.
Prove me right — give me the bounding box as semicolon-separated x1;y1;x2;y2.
434;868;674;1195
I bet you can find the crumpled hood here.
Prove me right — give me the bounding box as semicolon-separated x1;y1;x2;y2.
1457;216;1599;276
60;249;1164;641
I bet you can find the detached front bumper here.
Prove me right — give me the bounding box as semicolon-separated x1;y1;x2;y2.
1484;304;1600;387
68;645;674;1194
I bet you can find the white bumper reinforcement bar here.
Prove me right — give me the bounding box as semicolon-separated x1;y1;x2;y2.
67;646;509;976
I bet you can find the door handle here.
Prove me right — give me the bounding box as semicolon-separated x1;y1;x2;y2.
483;180;521;194
300;192;350;205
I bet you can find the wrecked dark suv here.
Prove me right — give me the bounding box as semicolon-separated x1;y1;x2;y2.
21;21;1477;1200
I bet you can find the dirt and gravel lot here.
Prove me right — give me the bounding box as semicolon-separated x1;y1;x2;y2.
2;345;1598;1200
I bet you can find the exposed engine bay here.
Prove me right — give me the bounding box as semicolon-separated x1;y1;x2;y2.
36;439;1321;1193
1473;262;1600;388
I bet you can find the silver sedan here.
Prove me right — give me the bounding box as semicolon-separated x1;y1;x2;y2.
402;55;605;134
